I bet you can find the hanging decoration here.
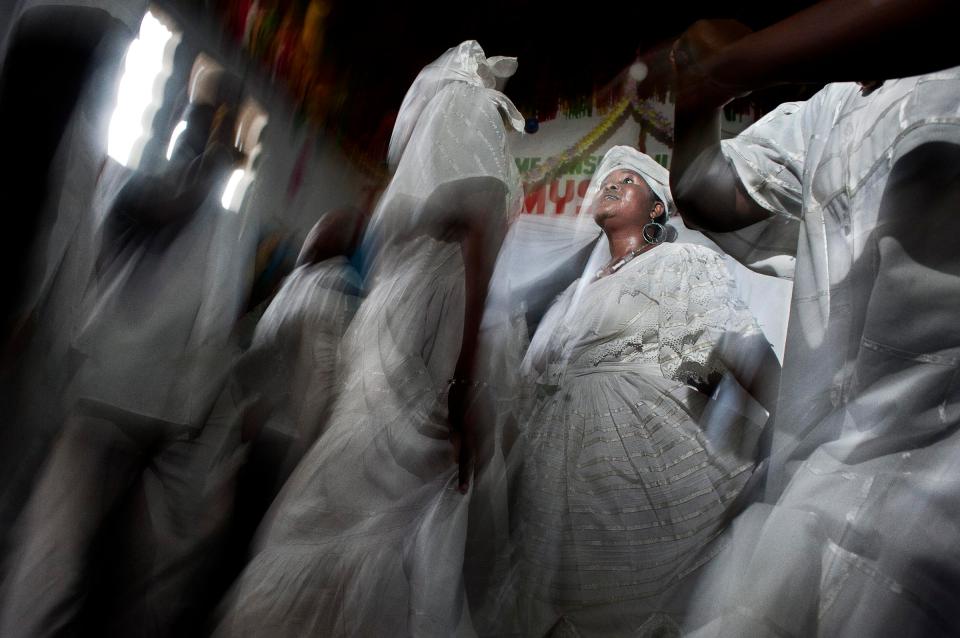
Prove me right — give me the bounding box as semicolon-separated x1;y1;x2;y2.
196;3;684;183
214;0;333;123
520;96;673;191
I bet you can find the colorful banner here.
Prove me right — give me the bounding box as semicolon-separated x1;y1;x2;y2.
512;95;754;217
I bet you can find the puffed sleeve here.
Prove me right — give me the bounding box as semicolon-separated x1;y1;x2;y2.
702;85;842;279
656;244;763;386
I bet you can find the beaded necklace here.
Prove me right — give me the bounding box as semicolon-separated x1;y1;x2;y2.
595;245;653;280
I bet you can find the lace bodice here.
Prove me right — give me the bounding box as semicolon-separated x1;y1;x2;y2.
528;242;761;387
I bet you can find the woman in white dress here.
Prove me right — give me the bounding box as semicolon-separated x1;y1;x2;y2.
237;207;365;483
216;41;525;636
499;146;775;637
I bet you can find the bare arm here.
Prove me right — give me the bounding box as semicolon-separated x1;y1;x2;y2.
671;19;776;232
702;0;959;94
423;177;509;491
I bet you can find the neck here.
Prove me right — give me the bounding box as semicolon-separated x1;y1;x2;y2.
605;229;647;261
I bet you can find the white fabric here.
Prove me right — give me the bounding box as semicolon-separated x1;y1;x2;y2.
365;79;523;266
217;44;522;636
483;214;601;329
70;188;252;428
483;243;764;636
482;146;678;354
472;145;774;635
669;219;791;362
387;40;523;171
528;243;759;386
379;38;524;257
521;146;688;379
483;214;791;363
688;68;960;636
239;257;361;450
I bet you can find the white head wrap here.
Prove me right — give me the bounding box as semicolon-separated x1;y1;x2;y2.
580;145;674;219
575;145;673;295
362;41;524;272
387;40;524;170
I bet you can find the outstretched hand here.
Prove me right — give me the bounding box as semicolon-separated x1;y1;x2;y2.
672;19;753;114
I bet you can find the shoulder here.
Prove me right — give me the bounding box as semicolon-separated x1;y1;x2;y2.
892;70;960;157
283;258;362;297
655;242;723;265
644;243;734;286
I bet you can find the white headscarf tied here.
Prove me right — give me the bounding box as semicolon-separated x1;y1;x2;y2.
581;145;674;219
387;40;524;170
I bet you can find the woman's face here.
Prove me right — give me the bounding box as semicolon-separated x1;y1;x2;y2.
591;169;658;231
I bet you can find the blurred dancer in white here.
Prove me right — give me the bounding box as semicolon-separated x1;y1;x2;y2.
231;207;364;531
216;40;524;636
0;0;143;573
0;69;249;638
489;146;773;637
670;3;960;636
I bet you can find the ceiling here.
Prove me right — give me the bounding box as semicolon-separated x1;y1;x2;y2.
190;0;822;152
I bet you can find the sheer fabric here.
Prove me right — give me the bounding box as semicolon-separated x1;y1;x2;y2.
366;40;523;259
216;42;523;636
69;187;251;428
687;68;960;637
237;257;361;458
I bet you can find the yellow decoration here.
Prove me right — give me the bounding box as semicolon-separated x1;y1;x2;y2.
520;97;672;190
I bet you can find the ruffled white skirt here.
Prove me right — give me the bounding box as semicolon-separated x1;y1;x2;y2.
494;363;757;636
217;237;475;636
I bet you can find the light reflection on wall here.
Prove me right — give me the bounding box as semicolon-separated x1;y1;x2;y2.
221;168;246;210
165;119;188;160
107;9;181;168
222;99;269;212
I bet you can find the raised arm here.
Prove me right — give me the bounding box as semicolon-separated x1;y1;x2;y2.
672;0;960;231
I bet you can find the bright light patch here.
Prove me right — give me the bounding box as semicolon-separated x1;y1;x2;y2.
165;120;187;160
221;168;246;210
628;62;648;83
107;10;177;167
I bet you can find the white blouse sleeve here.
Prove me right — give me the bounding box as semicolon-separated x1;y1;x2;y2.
720;100;809;220
704;88;834;279
657;245;762;385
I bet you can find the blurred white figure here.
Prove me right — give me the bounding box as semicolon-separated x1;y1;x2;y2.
0;64;251;637
216;40;524;636
0;0;145;533
237;207;364;493
675;62;960;638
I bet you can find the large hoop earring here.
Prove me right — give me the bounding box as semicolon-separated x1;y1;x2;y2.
642;221;665;245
